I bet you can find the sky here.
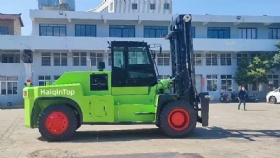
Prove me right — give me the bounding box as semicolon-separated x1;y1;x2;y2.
0;0;279;35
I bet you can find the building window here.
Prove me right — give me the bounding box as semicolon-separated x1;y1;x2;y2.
54;75;61;82
90;52;103;66
150;4;155;10
206;75;218;91
38;76;51;86
0;76;18;95
144;26;168;38
0;26;9;35
53;53;67;66
221;75;232;91
194;54;202;66
268;28;280;39
238;28;257;39
75;25;96;37
164;3;170;9
157;53;170;66
206;53;218;66
39;24;66;36
42;53;51;66
1;54;20;63
132;3;137;9
109;25;135;37
236;53;248;66
268;75;279;91
251;81;260;91
207;27;230;39
191;27;195;38
220;54;231;66
73;52;87;66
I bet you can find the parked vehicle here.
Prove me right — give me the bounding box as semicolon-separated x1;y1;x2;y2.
266;87;280;104
220;91;229;103
230;91;239;102
246;93;258;102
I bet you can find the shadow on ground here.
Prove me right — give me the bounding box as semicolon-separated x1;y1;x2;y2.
38;126;280;143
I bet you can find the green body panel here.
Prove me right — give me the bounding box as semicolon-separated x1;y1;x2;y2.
112;87;150;95
53;71;112;96
114;104;155;122
23;71;174;128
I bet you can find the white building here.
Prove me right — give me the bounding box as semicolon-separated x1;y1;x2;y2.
1;0;280;106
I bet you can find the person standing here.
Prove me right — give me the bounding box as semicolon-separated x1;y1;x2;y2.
238;86;247;110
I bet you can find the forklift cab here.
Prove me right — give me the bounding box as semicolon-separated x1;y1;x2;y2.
110;41;159;88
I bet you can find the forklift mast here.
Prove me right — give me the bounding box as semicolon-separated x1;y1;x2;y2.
166;14;197;104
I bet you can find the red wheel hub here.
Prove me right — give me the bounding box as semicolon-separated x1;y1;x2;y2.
45;112;69;135
168;109;190;131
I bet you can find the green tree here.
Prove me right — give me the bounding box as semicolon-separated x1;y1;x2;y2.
235;41;280;86
272;42;280;69
235;52;275;86
234;57;250;86
272;53;280;69
247;53;273;84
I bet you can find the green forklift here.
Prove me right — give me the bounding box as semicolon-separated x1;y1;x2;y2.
23;14;210;141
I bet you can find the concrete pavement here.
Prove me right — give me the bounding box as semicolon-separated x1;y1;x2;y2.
0;102;279;158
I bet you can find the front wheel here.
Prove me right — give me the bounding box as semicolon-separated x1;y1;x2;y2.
159;100;197;138
38;104;78;141
269;96;277;104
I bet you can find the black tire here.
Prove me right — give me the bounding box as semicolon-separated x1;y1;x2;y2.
269;97;277;104
76;120;81;130
38;104;78;141
76;114;81;130
159;100;197;138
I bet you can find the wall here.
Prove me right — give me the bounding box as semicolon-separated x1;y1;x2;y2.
192;22;280;39
0;48;279;105
31;18;171;38
0;20;14;35
0;51;26;106
32;16;280;42
114;0;172;14
13;19;22;35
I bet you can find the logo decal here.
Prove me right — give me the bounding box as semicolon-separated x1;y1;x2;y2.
40;89;75;96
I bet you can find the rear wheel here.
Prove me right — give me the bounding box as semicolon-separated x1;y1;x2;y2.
269;96;277;104
159;100;197;138
38;104;78;141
